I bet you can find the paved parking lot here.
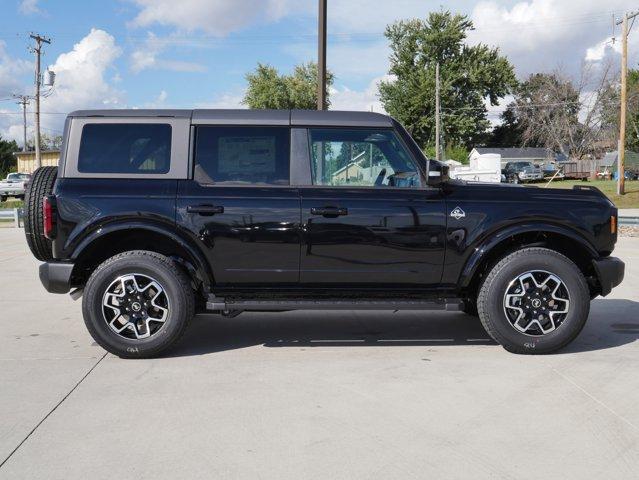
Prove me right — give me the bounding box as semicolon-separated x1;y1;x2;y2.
1;227;638;479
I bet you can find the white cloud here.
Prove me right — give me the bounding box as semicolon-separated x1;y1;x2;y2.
18;0;42;15
1;29;124;141
329;76;390;113
42;29;123;118
129;0;308;36
0;41;31;97
142;89;169;108
130;32;207;73
198;89;247;109
468;0;635;76
585;37;619;62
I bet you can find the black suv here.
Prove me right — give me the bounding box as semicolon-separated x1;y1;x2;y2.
24;109;624;358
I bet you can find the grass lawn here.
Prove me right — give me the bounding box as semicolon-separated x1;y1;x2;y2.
0;199;24;210
538;179;639;209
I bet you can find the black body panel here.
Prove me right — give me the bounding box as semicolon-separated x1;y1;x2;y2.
299;187;446;286
52;178;178;260
177;182;301;286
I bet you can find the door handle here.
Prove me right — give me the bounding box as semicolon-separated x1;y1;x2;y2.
310;207;348;217
186;205;224;216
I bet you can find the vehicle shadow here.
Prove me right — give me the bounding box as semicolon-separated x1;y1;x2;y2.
166;298;639;357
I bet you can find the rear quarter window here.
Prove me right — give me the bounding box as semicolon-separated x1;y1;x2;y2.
77;123;172;174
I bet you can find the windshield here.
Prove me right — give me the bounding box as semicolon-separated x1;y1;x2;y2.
509;162;533;171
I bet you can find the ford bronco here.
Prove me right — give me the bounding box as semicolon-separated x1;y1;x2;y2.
24;109;624;358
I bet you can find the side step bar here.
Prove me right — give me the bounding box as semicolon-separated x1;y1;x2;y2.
206;295;464;312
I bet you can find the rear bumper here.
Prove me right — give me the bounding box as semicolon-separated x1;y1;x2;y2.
39;262;74;294
592;256;625;297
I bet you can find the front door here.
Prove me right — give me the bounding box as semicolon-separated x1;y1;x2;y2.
177;125;301;287
300;128;446;287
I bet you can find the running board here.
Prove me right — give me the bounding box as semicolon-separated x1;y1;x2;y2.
206;296;464;312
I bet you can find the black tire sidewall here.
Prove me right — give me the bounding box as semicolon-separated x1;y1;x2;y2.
480;250;589;354
82;253;192;358
24;166;57;261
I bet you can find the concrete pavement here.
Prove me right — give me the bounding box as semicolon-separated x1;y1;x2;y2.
0;228;638;479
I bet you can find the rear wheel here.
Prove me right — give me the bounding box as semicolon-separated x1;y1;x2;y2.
477;247;590;354
24;166;57;261
82;251;194;358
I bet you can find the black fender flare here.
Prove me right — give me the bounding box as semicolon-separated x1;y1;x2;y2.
71;221;213;290
458;222;599;288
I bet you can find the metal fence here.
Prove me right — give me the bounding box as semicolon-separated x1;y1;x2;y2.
0;208;24;227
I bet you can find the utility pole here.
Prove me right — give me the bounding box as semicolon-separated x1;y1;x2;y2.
13;95;30;152
317;0;327;111
30;33;51;170
616;11;638;195
435;62;441;161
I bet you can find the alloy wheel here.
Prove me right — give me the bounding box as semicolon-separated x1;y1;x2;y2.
503;270;570;336
102;273;170;340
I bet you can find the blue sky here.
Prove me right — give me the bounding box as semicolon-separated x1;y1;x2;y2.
0;0;635;141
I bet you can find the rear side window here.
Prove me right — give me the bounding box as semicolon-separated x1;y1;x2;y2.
194;126;290;185
78;124;172;174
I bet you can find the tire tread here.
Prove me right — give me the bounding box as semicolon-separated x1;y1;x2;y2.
24;166;58;261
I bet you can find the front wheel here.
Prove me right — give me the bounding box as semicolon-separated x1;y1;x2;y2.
477;247;590;354
82;251;194;358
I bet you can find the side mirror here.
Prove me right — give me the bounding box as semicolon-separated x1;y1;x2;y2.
427;160;449;186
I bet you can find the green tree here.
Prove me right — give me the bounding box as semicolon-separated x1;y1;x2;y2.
486;108;529;147
0;136;19;177
504;69;618;159
26;133;64;152
379;10;517;149
243;62;334;109
424;144;469;164
626;69;639;152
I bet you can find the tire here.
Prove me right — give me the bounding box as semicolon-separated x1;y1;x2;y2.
24;166;58;261
0;195;6;203
82;251;195;359
477;247;590;355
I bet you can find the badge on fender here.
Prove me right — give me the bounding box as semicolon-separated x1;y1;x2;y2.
450;207;465;220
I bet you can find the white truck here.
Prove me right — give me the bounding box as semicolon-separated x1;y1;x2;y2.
447;153;502;183
0;172;31;202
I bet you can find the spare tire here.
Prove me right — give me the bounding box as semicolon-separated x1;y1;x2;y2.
24;166;58;261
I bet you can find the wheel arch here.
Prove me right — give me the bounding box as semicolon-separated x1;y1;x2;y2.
70;222;212;295
460;223;600;298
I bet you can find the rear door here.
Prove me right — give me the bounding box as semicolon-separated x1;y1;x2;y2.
299;128;446;287
177;124;301;287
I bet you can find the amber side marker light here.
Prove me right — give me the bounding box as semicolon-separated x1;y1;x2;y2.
611;215;617;235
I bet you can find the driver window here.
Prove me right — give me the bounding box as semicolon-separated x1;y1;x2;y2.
309;128;422;188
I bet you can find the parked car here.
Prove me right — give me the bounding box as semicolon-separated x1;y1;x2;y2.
24;109;624;358
0;172;31;201
502;161;544;183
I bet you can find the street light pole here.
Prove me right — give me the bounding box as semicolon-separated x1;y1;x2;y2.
317;0;327;111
